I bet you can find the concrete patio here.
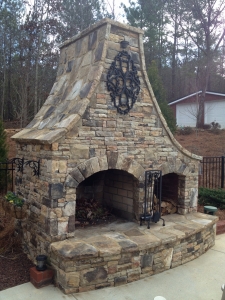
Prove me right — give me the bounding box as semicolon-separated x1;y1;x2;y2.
1;233;225;300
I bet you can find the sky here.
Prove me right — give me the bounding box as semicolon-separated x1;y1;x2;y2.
104;0;131;22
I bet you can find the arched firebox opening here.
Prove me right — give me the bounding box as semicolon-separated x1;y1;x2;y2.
76;169;140;224
160;173;185;215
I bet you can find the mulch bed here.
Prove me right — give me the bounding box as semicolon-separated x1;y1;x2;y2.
198;205;225;220
0;249;34;291
0;205;34;291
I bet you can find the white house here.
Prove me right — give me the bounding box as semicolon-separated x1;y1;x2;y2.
169;91;225;128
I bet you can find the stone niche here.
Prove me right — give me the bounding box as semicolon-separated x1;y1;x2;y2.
10;18;215;294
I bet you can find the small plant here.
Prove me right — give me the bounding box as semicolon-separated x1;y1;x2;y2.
198;187;225;209
177;126;193;135
4;191;24;207
210;121;221;134
211;121;221;129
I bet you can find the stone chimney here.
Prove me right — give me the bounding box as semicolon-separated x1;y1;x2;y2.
12;18;201;259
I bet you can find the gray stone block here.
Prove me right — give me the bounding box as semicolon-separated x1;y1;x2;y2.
88;30;97;50
70;168;85;183
130;51;140;64
46;218;58;236
68;215;75;232
107;151;118;169
66;60;74;72
65;175;79;188
43;106;55;119
80;82;93;99
49;183;64;199
42;197;51;208
95;41;104;62
84;267;107;283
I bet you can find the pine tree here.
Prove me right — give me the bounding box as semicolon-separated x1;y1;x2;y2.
147;61;176;134
0;118;8;192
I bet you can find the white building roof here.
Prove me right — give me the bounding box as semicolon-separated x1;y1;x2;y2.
168;91;225;106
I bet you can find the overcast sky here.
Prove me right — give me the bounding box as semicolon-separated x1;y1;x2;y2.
105;0;131;22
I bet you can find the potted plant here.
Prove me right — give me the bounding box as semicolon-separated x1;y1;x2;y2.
0;191;28;219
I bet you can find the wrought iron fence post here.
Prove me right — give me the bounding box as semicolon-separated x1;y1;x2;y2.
221;156;224;189
6;161;8;192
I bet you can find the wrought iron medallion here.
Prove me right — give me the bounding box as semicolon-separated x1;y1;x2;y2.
106;50;140;114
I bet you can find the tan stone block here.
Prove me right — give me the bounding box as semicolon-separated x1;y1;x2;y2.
128;160;145;181
79;285;95;293
79;36;88;56
106;121;116;128
66;272;80;288
58;219;68;235
162;248;173;268
86;236;121;257
52;143;59;151
41;205;48;217
109;33;124;43
70;144;89;159
54;208;62;218
88;65;103;82
107;146;118;151
97;93;106;99
98;156;108;171
59;160;67;173
65;194;76;201
57;114;80;131
78;130;96;137
57;269;80;288
58;198;65;203
47;160;58;173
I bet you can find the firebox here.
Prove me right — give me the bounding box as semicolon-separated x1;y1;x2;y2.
76;169;139;222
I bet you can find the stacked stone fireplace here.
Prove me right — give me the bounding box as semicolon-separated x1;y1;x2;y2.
11;19;215;293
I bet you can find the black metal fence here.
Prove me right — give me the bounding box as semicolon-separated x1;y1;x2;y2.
0;158;40;193
0;160;15;193
199;156;225;189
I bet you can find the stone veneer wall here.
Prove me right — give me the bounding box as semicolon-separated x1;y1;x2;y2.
12;19;201;261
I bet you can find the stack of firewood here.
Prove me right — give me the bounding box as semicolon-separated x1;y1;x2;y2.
161;199;177;215
75;197;113;226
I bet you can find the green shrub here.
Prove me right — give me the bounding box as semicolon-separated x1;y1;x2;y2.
198;187;225;209
4;191;24;207
177;126;193;135
210;121;221;134
147;61;176;134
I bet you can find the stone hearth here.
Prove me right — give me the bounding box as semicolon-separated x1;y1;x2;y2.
50;213;217;293
10;18;215;293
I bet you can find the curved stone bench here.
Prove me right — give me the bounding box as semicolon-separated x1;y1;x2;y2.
50;212;218;294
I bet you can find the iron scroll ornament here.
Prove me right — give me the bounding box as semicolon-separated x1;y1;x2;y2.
106;50;140;114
